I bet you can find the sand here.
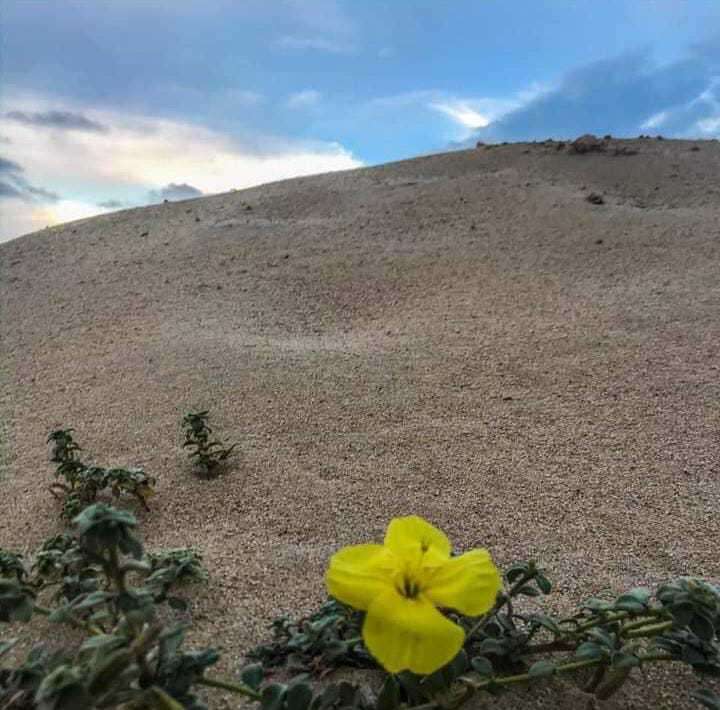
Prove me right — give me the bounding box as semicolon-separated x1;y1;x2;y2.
1;138;719;708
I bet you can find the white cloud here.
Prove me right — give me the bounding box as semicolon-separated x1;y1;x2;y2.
431;102;491;129
697;115;720;133
286;89;322;108
641;111;669;129
0;92;362;242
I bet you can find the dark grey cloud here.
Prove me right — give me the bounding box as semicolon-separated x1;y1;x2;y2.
148;182;203;203
26;185;60;201
0;181;24;198
0;156;23;174
0;154;60;203
5;109;108;133
474;45;720;142
97;199;126;209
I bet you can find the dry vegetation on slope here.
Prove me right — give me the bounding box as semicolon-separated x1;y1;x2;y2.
1;138;719;708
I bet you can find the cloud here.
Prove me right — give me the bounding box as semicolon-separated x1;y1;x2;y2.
473;48;718;142
5;109;107;132
0;156;23;174
274;35;354;53
148;182;204;203
97;199;126;209
0;153;60;205
25;185;60;201
431;102;491;129
0;181;23;198
0;93;362;242
641;111;669;129
286;89;322;109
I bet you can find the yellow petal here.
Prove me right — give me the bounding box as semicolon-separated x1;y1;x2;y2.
424;549;501;617
384;516;451;562
363;588;465;674
326;544;395;611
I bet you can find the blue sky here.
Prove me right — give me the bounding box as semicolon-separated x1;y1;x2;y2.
1;0;719;240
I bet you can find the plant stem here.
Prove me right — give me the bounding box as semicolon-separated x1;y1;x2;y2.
197;676;263;700
467;567;538;640
625;620;673;639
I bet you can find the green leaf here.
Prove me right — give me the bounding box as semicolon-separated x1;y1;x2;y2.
505;563;529;584
690;614;716;641
79;634;127;653
527;660;555;678
584;597;613;611
478;638;507;656
612;653;640;670
575;642;604;660
529;614;561;635
286;680;313;710
262;683;287;710
517;584;541;597
470;656;494;677
536;574;552;594
240;663;265;690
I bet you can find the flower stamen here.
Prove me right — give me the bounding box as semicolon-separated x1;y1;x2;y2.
402;577;420;599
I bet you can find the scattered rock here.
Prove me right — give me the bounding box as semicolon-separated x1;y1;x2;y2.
475;141;485;148
596;238;604;244
586;192;605;205
604;134;613;140
569;134;606;154
556;142;565;151
690;145;701;152
140;230;149;237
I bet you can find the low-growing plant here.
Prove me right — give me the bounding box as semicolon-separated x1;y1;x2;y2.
2;424;716;708
2;511;719;709
0;504;217;709
182;411;237;477
47;428;156;519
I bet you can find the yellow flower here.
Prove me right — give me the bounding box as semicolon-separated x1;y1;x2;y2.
325;516;501;675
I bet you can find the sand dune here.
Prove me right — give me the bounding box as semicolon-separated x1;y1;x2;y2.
1;138;719;707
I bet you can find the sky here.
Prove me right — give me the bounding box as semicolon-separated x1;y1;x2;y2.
1;0;719;242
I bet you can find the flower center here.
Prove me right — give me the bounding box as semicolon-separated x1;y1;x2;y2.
401;576;421;599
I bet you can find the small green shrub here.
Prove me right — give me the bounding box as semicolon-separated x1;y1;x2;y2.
182;411;237;477
0;504;214;709
47;428;156;519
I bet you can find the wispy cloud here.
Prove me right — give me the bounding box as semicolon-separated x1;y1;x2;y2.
431;102;491;129
286;89;322;109
148;182;203;203
97;199;126;210
0;154;59;203
640;111;669;129
5;109;108;132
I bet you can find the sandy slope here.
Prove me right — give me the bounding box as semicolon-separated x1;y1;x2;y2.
1;138;719;708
